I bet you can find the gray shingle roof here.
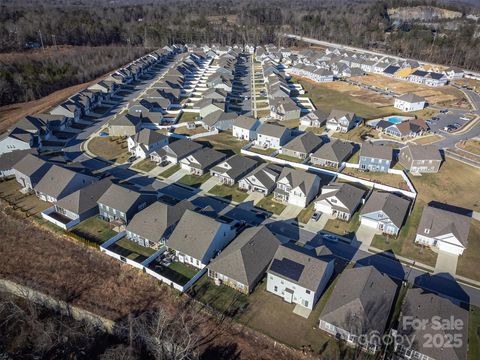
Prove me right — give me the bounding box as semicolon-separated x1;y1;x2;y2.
396;288;468;360
233;115;259;130
417;205;471;247
97;184;154;213
397;93;425;103
311;140;354;163
360;191;410;228
257;123;289;138
282;132;323;154
109;113;141;127
268;243;333;291
210;155;258;180
208;226;282;290
316;182;366;213
162;139;203;159
56;178;112;215
12;154;50;177
0;149;35;172
185;148;226;170
402;144;442;161
34;165;95;199
126;200;194;243
132;129;167;146
277;167;319;195
320;266;397;337
202;110;237;127
360;143;393;161
167;209;225;261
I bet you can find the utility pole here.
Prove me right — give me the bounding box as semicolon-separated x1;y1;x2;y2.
38;30;45;51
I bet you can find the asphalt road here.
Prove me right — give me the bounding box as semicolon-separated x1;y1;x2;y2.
56;51;480;307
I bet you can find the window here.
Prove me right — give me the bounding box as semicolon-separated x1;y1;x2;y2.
274;286;278;292
305;289;310;294
424;228;430;235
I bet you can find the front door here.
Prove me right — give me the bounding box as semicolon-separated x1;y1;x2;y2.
283;289;293;303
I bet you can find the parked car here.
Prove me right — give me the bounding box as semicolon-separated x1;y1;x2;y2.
311;212;321;221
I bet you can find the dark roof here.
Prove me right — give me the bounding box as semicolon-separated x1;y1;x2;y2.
0;149;35;172
97;183;155;212
361;191;410;228
316;182;365;213
56;178;112;215
12;154;51;177
311;139;354;163
360;143;393;161
320;266;397;338
131;129;168;146
397;93;425;103
210;154;258;180
282;132;323;154
401;144;442;161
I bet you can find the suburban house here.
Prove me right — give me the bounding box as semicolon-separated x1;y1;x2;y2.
179;147;226;175
314;182;366;221
12;154;52;190
238;163;283;195
280;132;323;160
273;168;321;207
266;243;335;310
127;129;168;159
202;110;238;131
0;128;34;155
394;288;468;360
209;155;258;186
167;209;236;269
399;144;442;173
34;165;97;203
325;110;357;133
207;226;282;294
232;116;260;141
108;114;142;137
150;139;203;165
126;200;194;248
415;204;471;255
97;184;156;225
270;98;301;121
197;99;225;119
310;140;354;168
254;123;292;149
49;178;112;227
319;266;397;353
359;143;393;173
394;93;426;112
376;118;428;139
0;149;34;178
50;101;80;122
300;109;329;128
360;191;411;236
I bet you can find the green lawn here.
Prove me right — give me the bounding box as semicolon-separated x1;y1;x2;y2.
177;111;198;123
177;173;211;188
347;150;360;164
158;164;181;178
208;184;249;203
109;237;156;262
131;159;157;172
469;305;480;360
169;262;197;279
370;199;438;268
297;202;315;224
323;211;361;240
276;153;303;163
88;136;130;164
70;217;117;244
188;275;250;317
255;194;286;215
248;147;275;156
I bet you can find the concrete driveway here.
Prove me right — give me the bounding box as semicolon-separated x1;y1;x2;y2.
278;204;304;220
168;168;187;182
434;251;459;276
199;176;219;192
355;224;378;251
304;213;330;233
243;191;265;206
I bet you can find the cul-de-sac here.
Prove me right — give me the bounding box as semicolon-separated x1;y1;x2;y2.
1;2;480;359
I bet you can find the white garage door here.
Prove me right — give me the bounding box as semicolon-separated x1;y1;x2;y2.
360;217;379;229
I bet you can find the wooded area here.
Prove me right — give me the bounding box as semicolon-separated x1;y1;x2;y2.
0;0;478;107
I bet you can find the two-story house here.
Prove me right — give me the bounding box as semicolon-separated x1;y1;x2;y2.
325;110;357;133
238;163;283;195
398;144;442;173
310;139;354;168
273;168;321;207
394;93;426;112
12;154;52;190
127;129;168;159
232;116;260;141
299;109;329;128
267;243;335;310
359;143;393;173
150;139;203;165
314;182;366;221
280;132;323;160
210;155;258;186
179;147;227;176
254;123;292;149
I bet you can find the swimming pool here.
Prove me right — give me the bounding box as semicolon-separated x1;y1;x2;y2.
99;131;109;137
387;116;403;124
366;115;412;128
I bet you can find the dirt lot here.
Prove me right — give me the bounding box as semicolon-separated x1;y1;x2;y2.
0;204;302;360
351;74;470;109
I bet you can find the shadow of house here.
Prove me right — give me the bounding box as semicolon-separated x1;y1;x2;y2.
414;272;470;309
355;251;406;282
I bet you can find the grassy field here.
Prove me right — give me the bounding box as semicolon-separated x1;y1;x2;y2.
342;168;409;190
131;159;157;172
158;164;180;178
371;199;438;268
88;136;129;163
457;219;480;281
70;217;117;244
323;212;361;240
255;194;287;215
457;138;480;155
412;134;444;145
177;111;198;123
296;202;315;224
208;184;249;203
195;132;247;156
177;173;211;188
469;305;480;360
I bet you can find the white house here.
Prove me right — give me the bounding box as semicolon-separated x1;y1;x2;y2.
167;209;236;269
314;182;365;221
0;129;33;155
232;116;260;141
325;110;357;133
273;168;321;208
127;129;168;159
394;93;426;112
266;243;334;310
254;123;291;149
414;205;471;255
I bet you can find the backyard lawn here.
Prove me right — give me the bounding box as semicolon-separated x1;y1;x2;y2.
108;237;156;263
305;126;326;135
457;219;480;281
370;199;438;268
195;133;247;155
158;164;180;178
70;217;117;244
255;194;286;215
177;173;211;188
0;178;50;216
177;111;198;123
208;184;249;203
189;275;250;317
88;136;130;163
323;212;361;240
173;126;207;136
330;126;377;144
276;153;303;163
150;260;198;286
131;159;157;172
248;146;275;156
342;168;409;190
